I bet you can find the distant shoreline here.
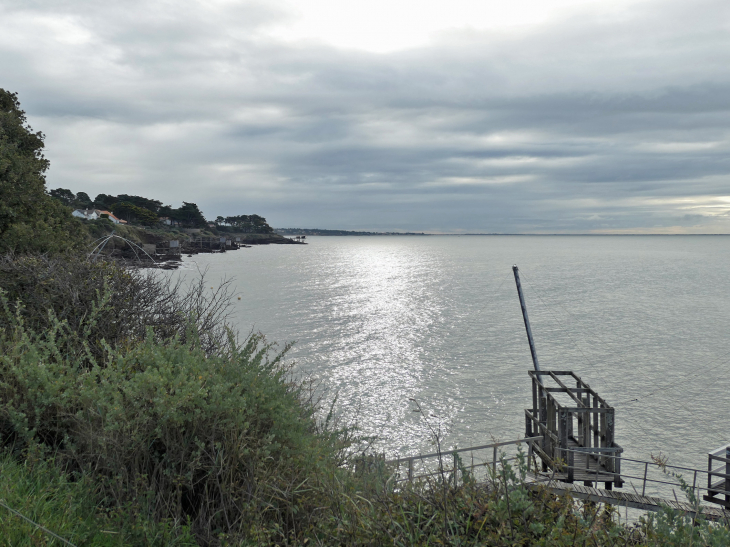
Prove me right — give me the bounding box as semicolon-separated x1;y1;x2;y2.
275;229;730;236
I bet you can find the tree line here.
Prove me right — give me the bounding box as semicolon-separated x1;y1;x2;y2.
214;214;273;234
47;189;273;233
48;189;209;228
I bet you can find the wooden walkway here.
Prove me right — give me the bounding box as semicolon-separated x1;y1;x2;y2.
527;473;730;522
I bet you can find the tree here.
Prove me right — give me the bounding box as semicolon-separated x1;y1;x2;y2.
0;89;85;254
49;188;93;210
48;187;75;206
74;191;93;209
217;213;273;233
112;201;159;226
94;193;114;209
114;194;162;213
175;202;207;228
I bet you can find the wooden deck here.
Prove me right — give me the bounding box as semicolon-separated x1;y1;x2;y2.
527;473;730;522
546;438;618;484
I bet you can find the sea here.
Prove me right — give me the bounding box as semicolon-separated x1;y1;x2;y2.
173;235;730;492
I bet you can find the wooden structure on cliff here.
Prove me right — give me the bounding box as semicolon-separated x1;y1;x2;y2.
525;370;623;488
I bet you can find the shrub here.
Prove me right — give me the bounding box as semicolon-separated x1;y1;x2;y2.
0;297;343;544
0;253;235;360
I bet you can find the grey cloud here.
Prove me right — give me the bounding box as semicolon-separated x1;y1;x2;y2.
2;0;730;232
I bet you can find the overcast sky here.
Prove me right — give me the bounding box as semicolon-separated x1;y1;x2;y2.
2;0;729;233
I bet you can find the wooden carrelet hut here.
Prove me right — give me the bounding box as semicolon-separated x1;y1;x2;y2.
525;370;623;489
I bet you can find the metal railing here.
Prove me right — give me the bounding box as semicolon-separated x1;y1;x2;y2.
384;437;543;485
533;445;730;506
704;444;730;508
368;437;730;517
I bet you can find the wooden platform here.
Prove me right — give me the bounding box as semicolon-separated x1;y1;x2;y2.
527;473;730;522
547;439;617;484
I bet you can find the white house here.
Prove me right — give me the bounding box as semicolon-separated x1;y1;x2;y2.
95;210;126;224
72;209;99;220
72;209;126;224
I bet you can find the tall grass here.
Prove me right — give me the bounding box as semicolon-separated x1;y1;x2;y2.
0;452;197;546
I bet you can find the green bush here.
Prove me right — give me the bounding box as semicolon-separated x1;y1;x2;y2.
0;254;235;360
0;299;343;543
0;452;197;546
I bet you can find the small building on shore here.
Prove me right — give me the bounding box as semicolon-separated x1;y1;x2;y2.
73;209;126;224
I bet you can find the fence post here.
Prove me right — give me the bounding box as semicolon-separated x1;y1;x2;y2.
408;458;413;484
560;409;572;482
606;409;615;464
527;439;533;472
531;378;538;436
708;451;713;493
725;445;730;507
493;445;498;475
540;395;548;468
642;462;648;497
593;398;599;452
453;452;458;487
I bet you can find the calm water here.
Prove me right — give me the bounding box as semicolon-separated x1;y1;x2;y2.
174;235;730;477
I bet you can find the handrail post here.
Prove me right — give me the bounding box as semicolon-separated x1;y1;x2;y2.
540;395;548;469
725;445;730;507
560;409;573;482
642;462;648;497
408;458;413;484
453;452;458;487
593;398;599;452
493;446;498;475
708;452;713;492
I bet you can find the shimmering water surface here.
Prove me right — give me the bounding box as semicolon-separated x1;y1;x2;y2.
175;235;730;474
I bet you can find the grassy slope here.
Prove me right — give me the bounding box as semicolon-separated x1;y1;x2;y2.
0;454;197;546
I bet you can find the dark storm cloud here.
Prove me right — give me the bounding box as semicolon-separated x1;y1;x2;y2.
2;0;729;232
